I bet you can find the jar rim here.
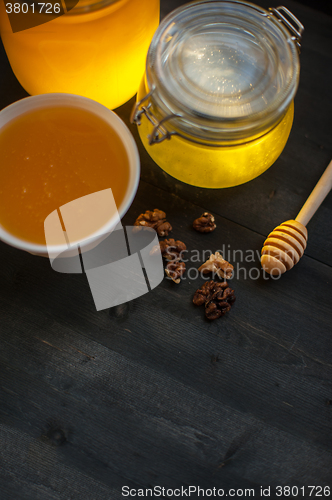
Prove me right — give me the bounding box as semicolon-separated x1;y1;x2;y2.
146;0;301;142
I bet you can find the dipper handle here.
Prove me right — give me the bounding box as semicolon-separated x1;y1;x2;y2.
296;159;332;226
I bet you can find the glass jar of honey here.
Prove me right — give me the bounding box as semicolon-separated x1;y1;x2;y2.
131;0;303;188
0;0;160;109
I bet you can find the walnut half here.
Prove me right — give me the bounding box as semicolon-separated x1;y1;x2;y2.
198;251;233;279
165;261;186;284
159;239;186;261
193;280;236;320
154;238;187;284
193;212;216;233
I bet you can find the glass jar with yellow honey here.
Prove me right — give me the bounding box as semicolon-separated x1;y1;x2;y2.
131;0;303;188
0;0;160;109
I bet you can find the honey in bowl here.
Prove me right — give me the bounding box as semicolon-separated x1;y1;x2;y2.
0;95;138;251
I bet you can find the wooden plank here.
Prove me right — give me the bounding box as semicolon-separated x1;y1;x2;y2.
0;179;331;496
0;181;331;443
0;339;331;498
0;0;331;498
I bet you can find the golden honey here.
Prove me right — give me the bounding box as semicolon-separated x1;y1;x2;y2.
0;104;130;245
137;82;294;188
0;0;160;109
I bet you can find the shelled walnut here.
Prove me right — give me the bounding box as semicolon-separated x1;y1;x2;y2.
193;280;236;320
134;209;172;237
193;212;216;233
198;251;233;279
165;261;186;284
159;238;186;261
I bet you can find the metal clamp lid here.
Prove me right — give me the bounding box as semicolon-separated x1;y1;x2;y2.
269;6;304;52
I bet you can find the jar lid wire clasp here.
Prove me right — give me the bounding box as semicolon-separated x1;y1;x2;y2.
130;87;181;145
130;87;156;126
149;114;182;145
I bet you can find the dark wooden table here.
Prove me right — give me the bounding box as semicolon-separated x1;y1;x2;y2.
1;1;332;498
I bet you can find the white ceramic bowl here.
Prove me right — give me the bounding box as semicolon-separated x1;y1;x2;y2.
0;93;140;256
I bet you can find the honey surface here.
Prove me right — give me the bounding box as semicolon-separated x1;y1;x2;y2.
0;106;130;245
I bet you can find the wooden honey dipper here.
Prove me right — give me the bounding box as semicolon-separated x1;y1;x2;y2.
261;159;332;275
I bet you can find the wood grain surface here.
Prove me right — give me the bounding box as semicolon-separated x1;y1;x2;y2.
0;1;332;499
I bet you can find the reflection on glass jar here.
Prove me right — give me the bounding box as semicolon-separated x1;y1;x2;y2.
132;1;303;188
0;0;160;109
